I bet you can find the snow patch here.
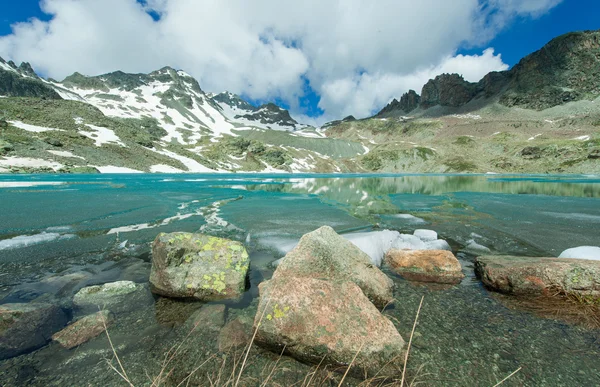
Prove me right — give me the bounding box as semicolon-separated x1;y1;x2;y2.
80;124;126;147
0;157;63;170
94;166;143;173
558;246;600;260
151;148;215;172
47;150;85;160
9;121;65;133
150;164;185;173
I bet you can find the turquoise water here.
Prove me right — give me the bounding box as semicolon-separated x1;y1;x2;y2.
0;173;599;386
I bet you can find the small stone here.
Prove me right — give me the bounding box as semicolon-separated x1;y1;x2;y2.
52;310;113;349
186;304;226;332
385;249;465;284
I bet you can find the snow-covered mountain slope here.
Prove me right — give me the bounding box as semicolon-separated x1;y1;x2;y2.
0;58;368;174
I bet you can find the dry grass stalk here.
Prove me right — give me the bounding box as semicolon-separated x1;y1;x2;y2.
400;295;424;387
338;342;366;387
100;309;134;387
492;366;522;387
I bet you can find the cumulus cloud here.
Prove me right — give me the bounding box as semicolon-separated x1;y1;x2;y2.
0;0;562;122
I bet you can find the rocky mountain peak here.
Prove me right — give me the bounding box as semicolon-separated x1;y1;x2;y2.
376;90;421;117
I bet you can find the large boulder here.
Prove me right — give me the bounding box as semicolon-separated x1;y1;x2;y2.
0;303;67;360
52;310;113;349
385;249;465;284
475;256;600;296
274;226;394;308
73;281;153;316
254;277;405;377
150;233;249;301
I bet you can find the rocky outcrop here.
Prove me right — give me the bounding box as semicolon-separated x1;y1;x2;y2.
234;102;299;129
273;226;394;308
385;249;464;284
73;281;153;316
0;57;62;99
376;90;421;117
475;256;600;296
0;303;67;360
52;310;113;349
254;276;405;377
420;74;478;109
150;233;250;301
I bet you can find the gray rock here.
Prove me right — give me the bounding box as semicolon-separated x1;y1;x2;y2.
150;232;249;301
0;303;67;360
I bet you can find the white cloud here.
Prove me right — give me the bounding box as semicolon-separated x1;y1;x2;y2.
0;0;563;122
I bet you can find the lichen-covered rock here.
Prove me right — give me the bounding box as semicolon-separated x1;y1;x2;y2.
0;303;67;360
52;310;113;349
254;277;405;377
385;249;465;284
274;226;394;308
150;232;249;301
475;256;600;296
73;281;153;316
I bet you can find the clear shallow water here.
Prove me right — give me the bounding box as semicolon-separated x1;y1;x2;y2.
0;173;599;386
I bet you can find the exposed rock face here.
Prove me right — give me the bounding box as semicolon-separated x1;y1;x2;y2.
0;56;62;99
73;281;153;316
274;226;394;308
150;232;249;301
254;276;405;377
52;310;113;349
0;303;67;360
420;74;478;109
475;256;600;296
234;102;299;129
385;249;465;284
376;90;421;117
500;30;600;110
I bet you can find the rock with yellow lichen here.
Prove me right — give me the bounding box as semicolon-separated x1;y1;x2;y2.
150;232;250;301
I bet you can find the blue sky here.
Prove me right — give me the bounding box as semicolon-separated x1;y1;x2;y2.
0;1;598;123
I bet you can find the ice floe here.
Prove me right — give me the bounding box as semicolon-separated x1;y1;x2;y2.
0;232;75;251
0;181;65;188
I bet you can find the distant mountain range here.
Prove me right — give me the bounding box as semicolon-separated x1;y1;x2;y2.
0;29;599;174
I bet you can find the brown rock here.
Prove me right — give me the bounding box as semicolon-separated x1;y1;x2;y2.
475;255;600;296
274;226;394;308
254;276;405;378
385;249;464;284
52;310;113;349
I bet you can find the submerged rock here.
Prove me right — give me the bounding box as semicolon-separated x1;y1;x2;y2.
0;303;67;360
186;304;226;332
254;276;405;377
385;249;465;284
274;226;394;309
52;310;113;349
218;315;253;353
73;280;153;316
475;256;600;296
150;232;250;301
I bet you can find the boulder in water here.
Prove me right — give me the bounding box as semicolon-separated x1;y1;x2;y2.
475;255;600;296
0;303;67;360
385;249;464;284
150;232;250;301
274;226;394;308
254;276;405;377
